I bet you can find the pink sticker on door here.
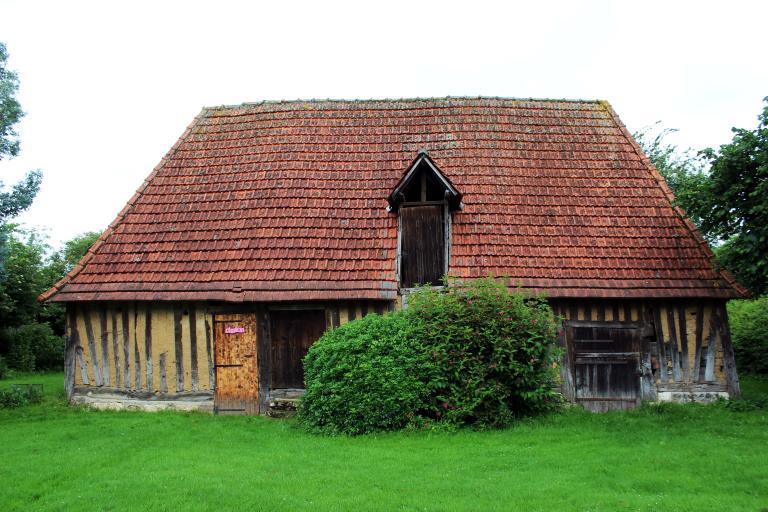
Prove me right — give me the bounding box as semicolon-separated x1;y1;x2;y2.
225;326;246;334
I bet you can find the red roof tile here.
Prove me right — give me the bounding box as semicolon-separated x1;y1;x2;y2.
41;98;747;302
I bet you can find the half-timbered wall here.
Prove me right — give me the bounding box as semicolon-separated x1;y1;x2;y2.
65;299;396;413
550;299;740;402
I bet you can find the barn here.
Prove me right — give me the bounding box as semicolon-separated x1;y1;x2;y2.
41;97;747;414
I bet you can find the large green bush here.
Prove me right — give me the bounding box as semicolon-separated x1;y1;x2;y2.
301;312;437;435
407;279;561;427
4;322;63;372
301;278;561;435
728;297;768;374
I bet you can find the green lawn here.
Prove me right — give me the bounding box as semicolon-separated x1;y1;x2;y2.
1;374;767;511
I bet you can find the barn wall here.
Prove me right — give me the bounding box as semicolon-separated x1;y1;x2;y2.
65;299;396;413
549;299;740;401
65;302;216;411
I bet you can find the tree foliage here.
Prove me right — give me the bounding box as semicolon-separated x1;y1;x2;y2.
727;297;768;375
0;42;23;161
633;124;710;229
695;100;768;295
1;41;42;279
0;41;40;222
0;227;99;371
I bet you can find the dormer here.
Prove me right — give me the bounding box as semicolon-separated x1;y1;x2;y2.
389;151;463;289
387;150;463;212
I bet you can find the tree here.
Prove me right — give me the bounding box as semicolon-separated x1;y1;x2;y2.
0;227;99;370
0;41;40;220
0;42;23;160
1;41;42;284
38;231;100;335
634;124;710;230
693;100;768;295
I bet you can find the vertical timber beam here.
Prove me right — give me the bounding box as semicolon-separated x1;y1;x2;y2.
173;308;184;393
145;304;153;392
83;305;103;386
717;303;741;398
122;308;131;389
205;316;214;390
693;303;704;383
257;307;272;414
652;306;668;384
65;305;79;397
99;306;110;386
189;305;199;392
111;308;121;389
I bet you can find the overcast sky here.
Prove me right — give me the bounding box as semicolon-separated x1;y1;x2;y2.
1;0;766;248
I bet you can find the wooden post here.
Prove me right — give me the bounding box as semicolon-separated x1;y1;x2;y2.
189;305;199;392
65;305;78;398
716;303;742;398
111;309;121;388
666;307;681;382
652;307;668;383
173;308;184;393
205;317;215;390
122;308;131;389
145;304;153;392
83;305;103;386
677;305;689;383
99;306;110;386
693;303;704;383
257;307;272;414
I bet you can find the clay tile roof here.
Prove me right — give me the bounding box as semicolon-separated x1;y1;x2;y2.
41;97;748;302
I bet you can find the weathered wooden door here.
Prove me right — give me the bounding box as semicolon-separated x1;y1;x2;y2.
400;205;445;287
214;313;259;414
270;309;326;389
567;322;642;412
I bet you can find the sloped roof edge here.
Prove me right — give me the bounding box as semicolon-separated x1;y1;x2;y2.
601;101;750;298
39;109;210;302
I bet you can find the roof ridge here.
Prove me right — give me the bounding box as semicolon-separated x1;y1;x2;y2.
601;102;750;298
38;108;211;302
203;96;605;111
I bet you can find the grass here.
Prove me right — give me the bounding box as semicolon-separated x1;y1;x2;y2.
1;374;767;511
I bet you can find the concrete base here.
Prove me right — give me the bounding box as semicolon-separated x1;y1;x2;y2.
656;391;729;403
71;390;214;413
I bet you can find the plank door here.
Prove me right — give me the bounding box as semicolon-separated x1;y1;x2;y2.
400;205;445;288
270;309;326;389
214;313;259;415
567;322;642;412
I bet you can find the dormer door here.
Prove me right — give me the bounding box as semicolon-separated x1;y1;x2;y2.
400;205;445;288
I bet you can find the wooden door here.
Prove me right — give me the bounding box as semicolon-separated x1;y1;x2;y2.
270;309;326;389
567;322;641;412
400;205;445;288
214;313;258;414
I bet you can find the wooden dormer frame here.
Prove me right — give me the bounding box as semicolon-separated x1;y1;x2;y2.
387;150;463;212
390;151;462;289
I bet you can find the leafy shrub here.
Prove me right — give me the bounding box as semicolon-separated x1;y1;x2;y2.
0;384;43;408
727;297;768;374
301;312;437;435
4;322;64;372
407;279;562;428
301;278;562;435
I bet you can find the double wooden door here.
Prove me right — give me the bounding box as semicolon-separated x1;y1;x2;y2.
214;313;259;414
566;322;642;412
